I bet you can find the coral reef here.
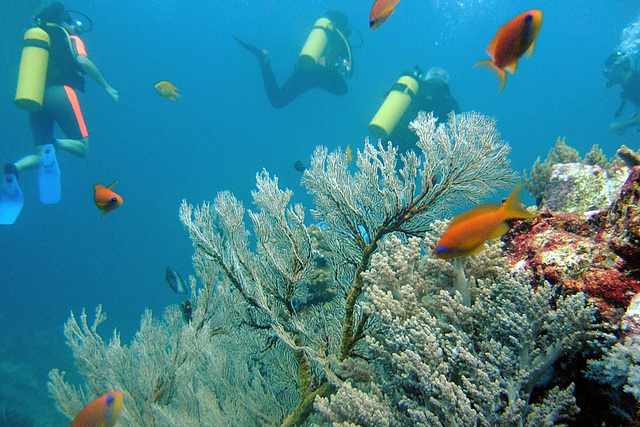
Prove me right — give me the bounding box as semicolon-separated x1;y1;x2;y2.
598;166;640;270
49;112;522;426
617;145;640;167
514;162;640;423
508;166;640;323
541;163;629;212
523;137;619;206
48;112;637;425
315;234;597;426
587;293;640;422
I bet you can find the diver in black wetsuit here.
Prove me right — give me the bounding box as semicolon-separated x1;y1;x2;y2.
235;10;352;109
390;66;460;151
369;66;460;153
604;51;640;134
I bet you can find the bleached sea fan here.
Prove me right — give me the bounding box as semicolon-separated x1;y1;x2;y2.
49;111;525;426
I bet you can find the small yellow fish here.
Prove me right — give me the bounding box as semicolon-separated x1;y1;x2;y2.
154;80;181;100
346;145;353;163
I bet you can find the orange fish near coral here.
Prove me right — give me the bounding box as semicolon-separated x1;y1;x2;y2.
94;181;123;219
154;80;181;100
475;9;542;92
70;391;123;427
434;184;537;259
369;0;401;30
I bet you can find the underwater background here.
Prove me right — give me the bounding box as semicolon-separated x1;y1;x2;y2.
0;0;638;424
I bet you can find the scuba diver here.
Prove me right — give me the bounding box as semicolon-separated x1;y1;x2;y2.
604;51;640;135
369;66;460;153
235;10;353;109
0;1;119;225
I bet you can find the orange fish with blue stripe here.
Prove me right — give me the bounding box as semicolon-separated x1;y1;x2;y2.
475;9;542;92
434;185;536;259
369;0;401;30
70;391;123;427
94;180;123;218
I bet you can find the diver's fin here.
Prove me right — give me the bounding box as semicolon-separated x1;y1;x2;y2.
38;143;61;204
234;37;269;62
0;174;24;225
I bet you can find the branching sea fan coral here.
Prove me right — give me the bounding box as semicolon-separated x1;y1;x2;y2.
48;112;558;426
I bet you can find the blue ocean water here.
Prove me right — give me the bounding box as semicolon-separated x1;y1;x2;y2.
0;0;638;424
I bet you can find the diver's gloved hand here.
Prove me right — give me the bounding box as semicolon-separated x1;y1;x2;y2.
106;86;119;102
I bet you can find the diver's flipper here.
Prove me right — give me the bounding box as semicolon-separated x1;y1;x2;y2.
0;174;24;225
234;37;269;62
38;143;61;204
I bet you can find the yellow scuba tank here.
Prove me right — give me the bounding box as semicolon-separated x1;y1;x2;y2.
368;73;420;140
15;27;50;112
298;17;333;71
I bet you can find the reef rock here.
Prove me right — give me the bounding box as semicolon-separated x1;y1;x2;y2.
541;163;629;213
505;166;640;324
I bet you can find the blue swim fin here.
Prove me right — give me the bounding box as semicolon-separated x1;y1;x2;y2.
0;174;24;225
38;143;61;204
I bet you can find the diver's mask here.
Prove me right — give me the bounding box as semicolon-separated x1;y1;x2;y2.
604;51;632;88
33;8;93;34
63;11;93;34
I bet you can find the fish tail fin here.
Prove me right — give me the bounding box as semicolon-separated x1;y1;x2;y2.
525;40;536;58
502;184;537;220
474;59;507;92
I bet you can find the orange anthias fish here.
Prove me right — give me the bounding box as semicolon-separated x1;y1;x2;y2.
369;0;401;30
94;181;123;219
434;184;537;259
70;391;123;427
475;9;543;92
154;80;181;100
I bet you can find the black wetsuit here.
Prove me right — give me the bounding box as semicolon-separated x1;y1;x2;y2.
388;78;460;152
259;29;349;109
619;70;640;111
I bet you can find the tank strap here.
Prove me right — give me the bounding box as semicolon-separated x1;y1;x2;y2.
333;27;353;77
23;38;50;50
390;82;417;98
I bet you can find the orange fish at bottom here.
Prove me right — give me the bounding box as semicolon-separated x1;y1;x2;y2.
94;181;123;218
70;391;123;427
434;184;537;259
